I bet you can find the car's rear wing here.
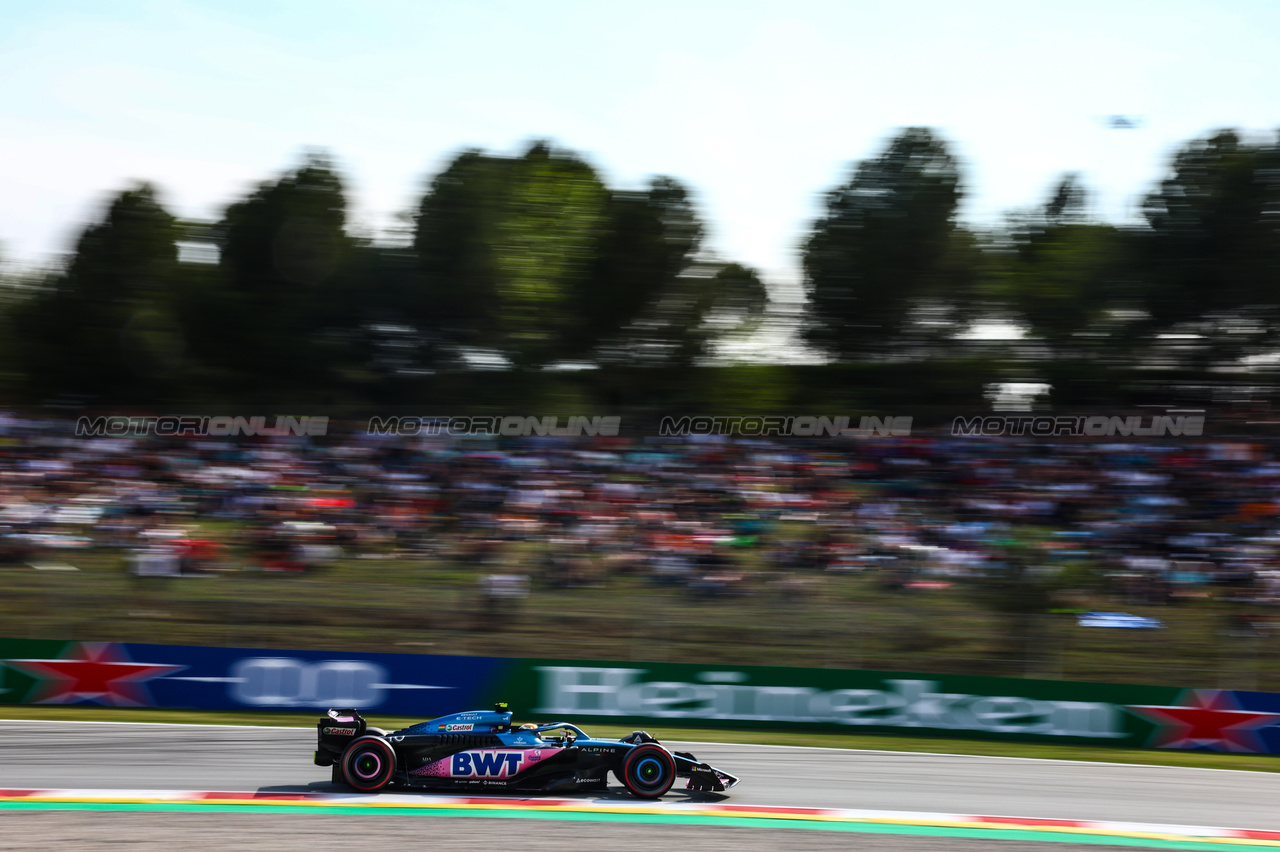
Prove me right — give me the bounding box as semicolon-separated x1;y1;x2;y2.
315;709;368;767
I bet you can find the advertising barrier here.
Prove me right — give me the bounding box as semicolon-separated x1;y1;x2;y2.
2;639;1278;755
0;639;499;717
499;659;1280;754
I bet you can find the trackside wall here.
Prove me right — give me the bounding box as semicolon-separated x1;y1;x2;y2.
1;639;1277;754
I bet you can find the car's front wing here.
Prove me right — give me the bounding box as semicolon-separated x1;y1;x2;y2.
672;751;740;792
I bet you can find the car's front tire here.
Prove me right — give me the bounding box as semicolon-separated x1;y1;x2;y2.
340;735;396;792
619;744;676;798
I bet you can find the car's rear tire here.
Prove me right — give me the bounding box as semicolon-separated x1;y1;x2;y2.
340;736;396;792
619;744;676;798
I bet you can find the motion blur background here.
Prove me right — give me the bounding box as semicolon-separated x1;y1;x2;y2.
3;1;1280;690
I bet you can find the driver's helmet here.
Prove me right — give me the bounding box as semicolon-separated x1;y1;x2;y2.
519;723;539;730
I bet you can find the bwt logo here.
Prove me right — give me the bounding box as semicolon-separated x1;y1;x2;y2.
659;415;912;438
452;751;526;778
367;415;621;437
76;415;329;438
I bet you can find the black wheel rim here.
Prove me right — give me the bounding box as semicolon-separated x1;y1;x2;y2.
630;750;670;792
354;749;383;780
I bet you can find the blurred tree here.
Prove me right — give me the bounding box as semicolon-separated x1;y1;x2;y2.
702;262;769;336
415;143;756;369
0;251;22;395
1137;130;1280;367
414;142;609;367
606;260;769;366
16;183;185;398
190;152;358;392
411;149;504;351
590;183;766;367
495;143;609;365
335;244;437;384
573;176;704;361
1043;171;1088;225
986;174;1137;360
802;128;965;360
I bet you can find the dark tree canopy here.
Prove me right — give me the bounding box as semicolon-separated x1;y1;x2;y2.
17;183;184;397
802;127;964;360
413;143;610;367
414;143;741;368
989;175;1134;359
12;126;1280;408
187;152;357;389
1137;130;1280;364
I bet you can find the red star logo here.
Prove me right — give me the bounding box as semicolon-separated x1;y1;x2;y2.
4;642;185;707
1126;689;1280;752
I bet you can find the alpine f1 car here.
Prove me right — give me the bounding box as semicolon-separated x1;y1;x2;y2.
315;703;739;798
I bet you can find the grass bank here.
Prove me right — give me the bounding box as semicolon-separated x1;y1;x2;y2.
6;545;1278;690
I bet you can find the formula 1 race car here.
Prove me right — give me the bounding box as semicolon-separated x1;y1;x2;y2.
315;703;739;798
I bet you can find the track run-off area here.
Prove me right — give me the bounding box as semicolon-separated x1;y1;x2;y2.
2;720;1280;850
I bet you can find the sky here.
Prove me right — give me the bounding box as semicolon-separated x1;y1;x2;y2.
3;0;1280;297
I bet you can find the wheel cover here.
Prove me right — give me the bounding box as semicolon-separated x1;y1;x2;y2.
625;746;673;796
636;758;663;783
343;739;394;790
354;750;383;780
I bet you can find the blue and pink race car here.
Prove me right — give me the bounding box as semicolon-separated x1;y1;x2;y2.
315;703;740;798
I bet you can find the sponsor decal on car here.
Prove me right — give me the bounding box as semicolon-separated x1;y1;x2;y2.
439;723;474;731
323;727;357;736
411;748;563;779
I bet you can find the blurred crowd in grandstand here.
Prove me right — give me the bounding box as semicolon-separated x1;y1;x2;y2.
2;410;1279;617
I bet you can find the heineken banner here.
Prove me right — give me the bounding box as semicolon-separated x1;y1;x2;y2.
499;659;1280;753
1;639;1278;754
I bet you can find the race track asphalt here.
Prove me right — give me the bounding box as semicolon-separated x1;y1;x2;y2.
1;720;1278;849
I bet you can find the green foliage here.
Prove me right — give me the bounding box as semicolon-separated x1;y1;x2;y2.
985;175;1136;358
694;262;769;350
602;259;769;367
9;126;1280;405
414;143;611;367
803;127;965;360
494;144;608;364
195;152;357;390
1137;130;1280;365
583;176;709;364
698;363;792;412
15;183;185;398
414;143;745;368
